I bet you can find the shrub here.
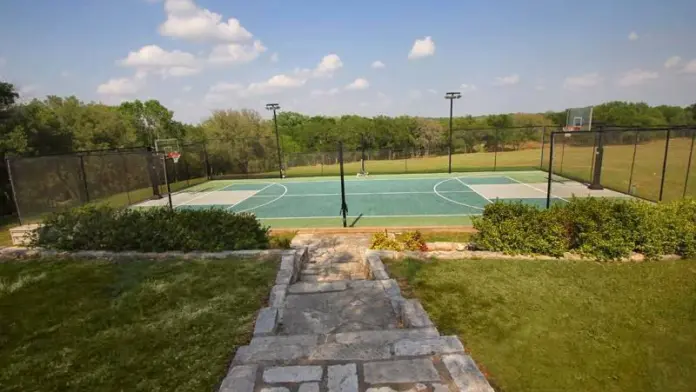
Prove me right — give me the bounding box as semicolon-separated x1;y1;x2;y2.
370;230;427;251
473;201;569;257
472;198;696;261
33;206;269;252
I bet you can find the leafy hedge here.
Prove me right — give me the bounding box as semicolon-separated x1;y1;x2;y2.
32;206;269;252
371;230;428;251
472;198;696;261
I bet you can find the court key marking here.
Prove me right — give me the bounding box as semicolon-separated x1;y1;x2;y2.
432;178;487;211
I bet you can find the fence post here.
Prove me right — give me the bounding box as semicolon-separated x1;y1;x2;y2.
546;132;555;209
627;129;639;195
78;155;90;203
203;143;212;180
559;135;567;174
120;154;132;205
588;127;605;190
5;157;23;225
658;129;672;202
162;155;173;210
539;127;546;170
683;129;696;198
493;128;499;171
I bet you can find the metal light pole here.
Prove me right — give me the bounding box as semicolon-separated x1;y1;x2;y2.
266;103;283;179
445;92;462;174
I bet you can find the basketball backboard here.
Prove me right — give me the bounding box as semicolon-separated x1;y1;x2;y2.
565;106;593;131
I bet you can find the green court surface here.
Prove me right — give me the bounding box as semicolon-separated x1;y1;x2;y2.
136;171;630;228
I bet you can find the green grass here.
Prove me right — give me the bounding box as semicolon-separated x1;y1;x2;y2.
385;257;696;392
0;215;20;247
0;256;279;392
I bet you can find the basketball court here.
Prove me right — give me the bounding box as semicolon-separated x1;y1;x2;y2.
135;170;630;228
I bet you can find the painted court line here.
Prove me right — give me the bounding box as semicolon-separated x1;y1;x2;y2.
505;176;569;202
173;182;239;208
236;183;289;213
224;183;275;211
432;179;486;211
455;177;492;203
259;213;478;220
243;190;477;198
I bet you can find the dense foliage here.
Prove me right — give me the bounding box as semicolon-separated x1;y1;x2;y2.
472;198;696;261
370;230;428;251
32;206;270;252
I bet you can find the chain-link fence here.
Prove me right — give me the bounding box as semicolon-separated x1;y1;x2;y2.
7;144;210;224
546;127;696;204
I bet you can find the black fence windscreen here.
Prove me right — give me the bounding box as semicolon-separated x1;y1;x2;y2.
8;144;209;224
546;127;696;204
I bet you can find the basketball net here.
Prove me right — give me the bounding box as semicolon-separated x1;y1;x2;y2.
167;151;181;163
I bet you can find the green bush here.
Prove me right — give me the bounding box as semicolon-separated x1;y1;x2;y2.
370;230;428;251
33;206;269;252
472;198;696;261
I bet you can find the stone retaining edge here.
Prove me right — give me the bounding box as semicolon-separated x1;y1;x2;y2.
0;247;294;260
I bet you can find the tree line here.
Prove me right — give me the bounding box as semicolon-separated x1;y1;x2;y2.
1;79;695;216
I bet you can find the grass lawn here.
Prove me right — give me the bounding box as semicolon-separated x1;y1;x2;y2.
0;256;278;392
385;257;696;392
0;215;20;247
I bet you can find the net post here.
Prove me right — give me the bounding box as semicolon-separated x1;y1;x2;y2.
147;148;162;199
683;129;696;198
78;155;90;203
588;127;605;190
5;157;23;225
338;142;348;228
539;126;546;170
546;132;555;209
658;128;672;201
448;98;453;174
360;134;366;174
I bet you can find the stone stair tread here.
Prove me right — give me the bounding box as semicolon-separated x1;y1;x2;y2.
332;328;440;345
287;281;348;294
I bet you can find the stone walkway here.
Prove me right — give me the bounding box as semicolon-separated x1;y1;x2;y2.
220;234;494;392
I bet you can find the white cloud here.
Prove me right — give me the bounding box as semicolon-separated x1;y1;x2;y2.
245;74;306;95
311;88;340;97
18;84;39;96
97;77;140;95
159;0;253;42
120;45;200;78
493;74;520;86
60;70;72;78
371;60;385;69
664;56;681;69
534;85;546;91
345;78;369;90
460;83;477;92
183;85;193;92
408;36;435;59
617;69;659;87
209;82;243;92
628;31;639;41
270;52;279;63
208;40;266;64
408;89;422;99
563;73;602;89
682;59;696;73
313;54;343;77
427;89;437;94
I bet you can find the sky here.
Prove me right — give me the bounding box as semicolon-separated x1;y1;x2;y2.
1;0;695;124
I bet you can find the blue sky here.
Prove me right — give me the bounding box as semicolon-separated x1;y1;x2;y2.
1;0;695;123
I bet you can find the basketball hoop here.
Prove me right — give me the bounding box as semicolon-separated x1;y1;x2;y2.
167;151;181;163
